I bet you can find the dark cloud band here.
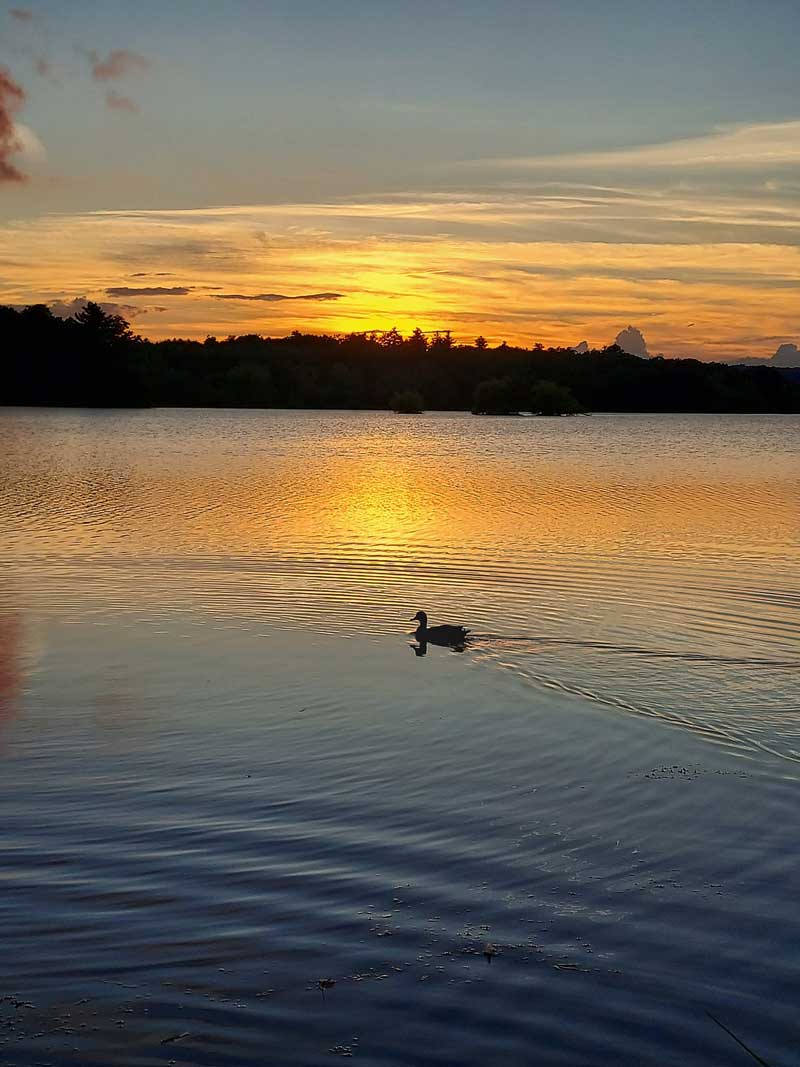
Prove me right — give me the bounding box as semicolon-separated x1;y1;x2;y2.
214;292;343;302
106;286;191;296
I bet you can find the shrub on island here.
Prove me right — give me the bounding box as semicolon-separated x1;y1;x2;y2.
529;380;584;415
472;377;519;415
390;389;424;414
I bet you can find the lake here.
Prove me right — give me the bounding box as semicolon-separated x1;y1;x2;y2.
1;408;798;1066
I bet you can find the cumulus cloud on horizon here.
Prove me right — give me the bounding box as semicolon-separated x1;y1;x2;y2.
52;296;145;319
214;291;343;302
771;342;800;367
10;296;149;319
615;325;649;358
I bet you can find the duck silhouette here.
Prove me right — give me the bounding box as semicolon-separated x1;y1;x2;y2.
411;610;469;652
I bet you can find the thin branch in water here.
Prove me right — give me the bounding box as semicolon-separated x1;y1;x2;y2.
706;1010;773;1067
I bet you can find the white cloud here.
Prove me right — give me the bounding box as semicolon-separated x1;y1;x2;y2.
12;123;46;163
471;120;800;172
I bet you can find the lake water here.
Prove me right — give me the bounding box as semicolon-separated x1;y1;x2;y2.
1;408;798;1066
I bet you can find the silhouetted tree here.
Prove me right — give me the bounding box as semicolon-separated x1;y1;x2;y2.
380;327;403;348
2;305;798;413
406;327;428;355
69;301;145;406
73;301;133;345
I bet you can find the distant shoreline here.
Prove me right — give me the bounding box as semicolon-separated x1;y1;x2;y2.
3;304;799;414
3;405;800;417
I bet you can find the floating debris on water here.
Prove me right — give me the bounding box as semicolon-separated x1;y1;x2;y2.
160;1031;190;1045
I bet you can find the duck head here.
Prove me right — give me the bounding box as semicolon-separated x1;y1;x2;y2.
411;610;428;627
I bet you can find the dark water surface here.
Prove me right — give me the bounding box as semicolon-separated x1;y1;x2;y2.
1;409;798;1066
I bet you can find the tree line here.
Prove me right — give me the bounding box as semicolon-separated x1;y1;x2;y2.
2;303;798;413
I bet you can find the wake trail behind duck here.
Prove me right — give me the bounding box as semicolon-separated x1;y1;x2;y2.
468;634;799;670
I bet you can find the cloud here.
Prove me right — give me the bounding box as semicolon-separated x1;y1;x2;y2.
770;342;800;367
109;236;244;269
130;272;175;278
2;198;798;357
89;49;150;81
572;340;589;354
44;296;147;319
615;325;649;358
214;291;343;302
9;8;33;21
473;121;800;173
0;67;26;183
12;121;45;161
79;48;149;112
105;90;138;113
106;285;190;296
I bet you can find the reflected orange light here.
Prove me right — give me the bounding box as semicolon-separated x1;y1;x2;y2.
6;436;797;566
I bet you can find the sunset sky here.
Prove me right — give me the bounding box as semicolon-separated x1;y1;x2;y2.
2;0;799;359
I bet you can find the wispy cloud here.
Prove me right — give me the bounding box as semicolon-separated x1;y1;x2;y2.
106;285;190;296
83;48;150;114
472;120;800;172
89;49;150;81
214;291;344;302
9;8;33;21
104;90;138;114
92;185;800;246
2;195;799;358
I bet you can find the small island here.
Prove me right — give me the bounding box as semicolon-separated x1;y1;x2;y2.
472;377;584;416
390;389;424;414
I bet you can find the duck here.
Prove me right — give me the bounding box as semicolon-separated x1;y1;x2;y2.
411;610;469;647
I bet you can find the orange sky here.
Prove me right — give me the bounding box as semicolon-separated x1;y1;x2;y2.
2;195;799;358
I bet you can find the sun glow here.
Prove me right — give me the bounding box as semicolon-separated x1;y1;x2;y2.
2;192;799;358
